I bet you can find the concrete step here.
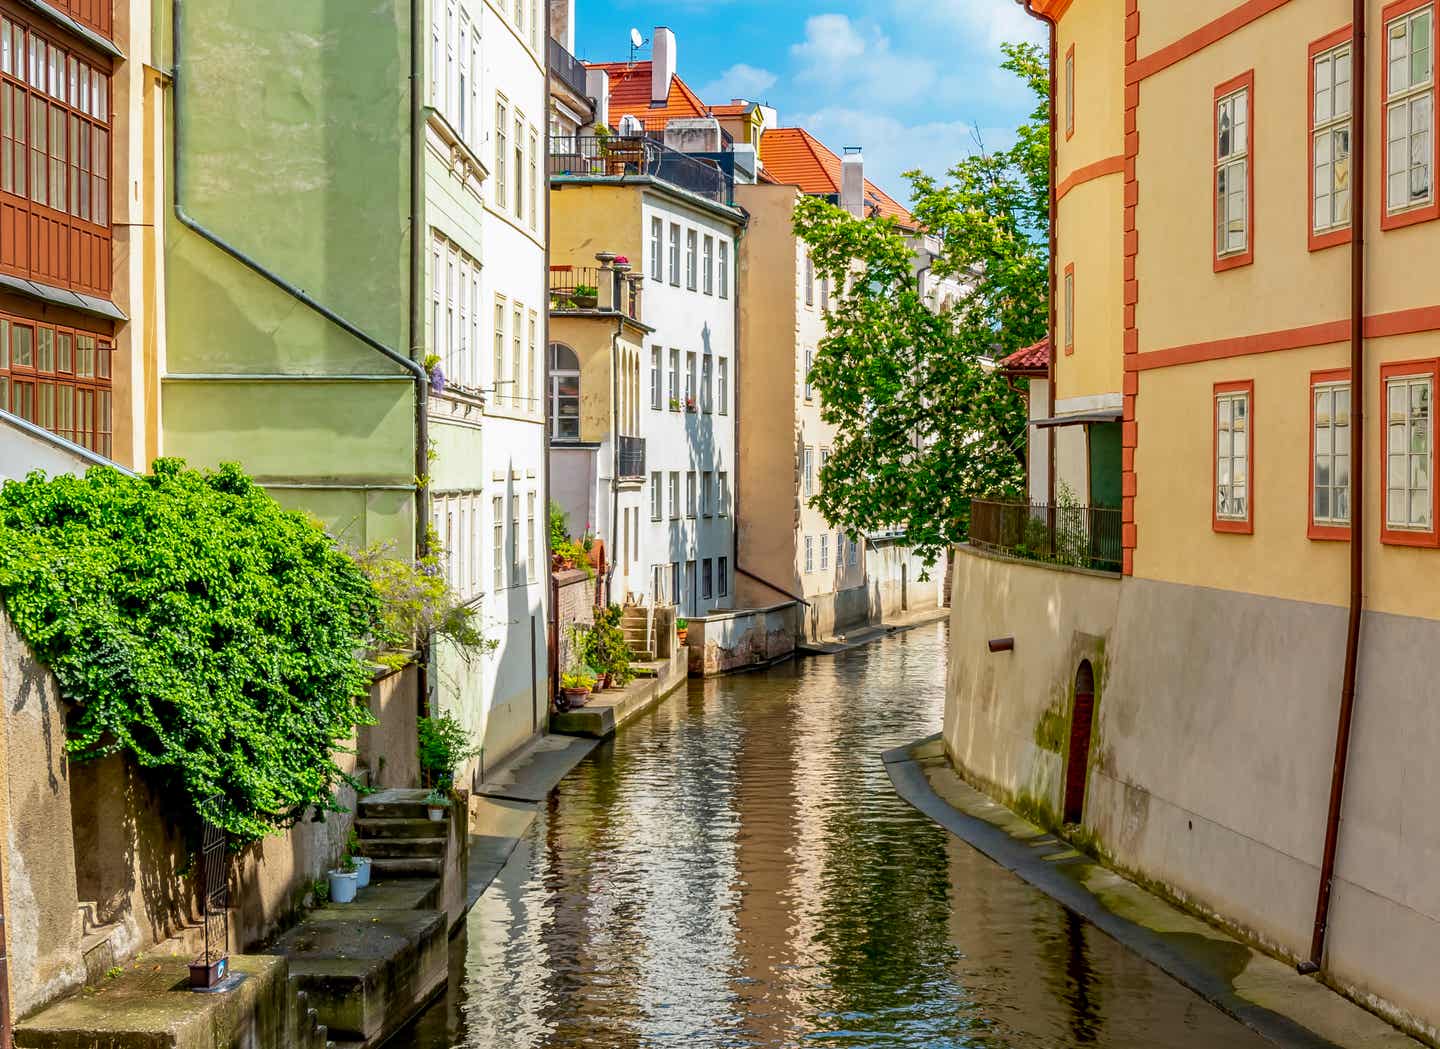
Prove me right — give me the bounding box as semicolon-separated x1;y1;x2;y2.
358;788;443;820
356;817;442;839
350;879;441;911
369;856;444;878
360;836;446;859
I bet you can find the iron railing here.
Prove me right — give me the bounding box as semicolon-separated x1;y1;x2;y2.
549;135;733;205
968;499;1122;574
617;435;646;479
549;265;642;320
548;37;589;99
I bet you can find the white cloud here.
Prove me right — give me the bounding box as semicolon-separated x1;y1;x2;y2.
910;0;1046;51
694;63;779;104
790;13;872;71
787;13;937;106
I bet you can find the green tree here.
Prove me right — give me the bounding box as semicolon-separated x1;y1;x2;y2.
794;42;1048;565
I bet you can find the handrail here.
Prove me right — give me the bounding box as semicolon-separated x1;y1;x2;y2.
969;499;1122;574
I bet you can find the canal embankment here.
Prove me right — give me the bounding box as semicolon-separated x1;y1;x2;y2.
886;735;1422;1049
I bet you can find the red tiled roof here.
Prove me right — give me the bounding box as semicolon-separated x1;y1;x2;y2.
708;102;750;118
760;127;915;228
998;337;1051;375
586;61;709;129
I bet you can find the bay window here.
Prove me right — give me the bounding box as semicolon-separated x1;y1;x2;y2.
0;314;113;455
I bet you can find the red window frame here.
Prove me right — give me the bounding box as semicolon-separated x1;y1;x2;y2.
0;311;113;456
1308;367;1352;541
1063;262;1075;356
1214;70;1256;273
1380;0;1440;231
1308;26;1354;251
1379;357;1440;547
1065;43;1076;141
1213;379;1254;534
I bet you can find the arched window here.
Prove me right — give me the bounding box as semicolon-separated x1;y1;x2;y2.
550;343;580;441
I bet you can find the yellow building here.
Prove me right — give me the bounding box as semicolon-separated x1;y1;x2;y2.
948;1;1440;1039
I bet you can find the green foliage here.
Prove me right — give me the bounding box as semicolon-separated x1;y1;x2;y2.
312;878;330;904
0;460;383;844
105;966;123;980
580;605;633;685
417;711;481;783
573;284;598;298
792;42;1044;565
548;501;594;579
352;530;494;662
424;787;450;807
561;671;595;691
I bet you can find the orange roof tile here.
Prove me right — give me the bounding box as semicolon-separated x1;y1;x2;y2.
760;127;915;227
586;61;709;129
708;102;751;118
999;337;1050;375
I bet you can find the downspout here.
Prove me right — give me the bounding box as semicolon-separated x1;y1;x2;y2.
543;10;555;720
170;0;430;562
1301;0;1366;976
731;216;747;594
610;299;624;609
409;0;431;718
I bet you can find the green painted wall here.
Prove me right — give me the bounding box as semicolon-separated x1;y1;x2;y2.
162;0;418;553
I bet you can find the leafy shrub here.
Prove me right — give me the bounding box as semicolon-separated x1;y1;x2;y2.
580;604;633;685
417;711;480;784
0;460;383;844
560;671;595;691
548;501;594;579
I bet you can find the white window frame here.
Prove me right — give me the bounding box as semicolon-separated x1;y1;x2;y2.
1386;5;1435;215
820;533;829;571
1215;388;1251;524
529;127;539;229
669;471;680;519
650;346;662;409
1313;379;1352;528
651;472;662;520
1313;42;1353;234
685;351;696;405
685;229;698;290
718;240;729;298
492;494;504;589
701;352;713;412
718;358;728;415
804;350;814;402
804;535;814;573
1063;267;1074;351
718;556;729;597
686;471;697;518
669;348;680;407
804;445;815;497
719;471;729;516
702;470;713;516
1216;84;1250;259
702;235;714;294
650;218;663;280
526;492;536;578
495;98;507;209
668;223;681;285
1386;371;1434;530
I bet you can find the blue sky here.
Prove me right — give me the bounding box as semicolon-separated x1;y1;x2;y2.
572;1;1048;200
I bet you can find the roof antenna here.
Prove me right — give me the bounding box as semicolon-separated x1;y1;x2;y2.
629;27;648;66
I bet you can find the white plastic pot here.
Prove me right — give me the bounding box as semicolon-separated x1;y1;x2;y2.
353;856;372;888
427;806;447;822
328;869;358;904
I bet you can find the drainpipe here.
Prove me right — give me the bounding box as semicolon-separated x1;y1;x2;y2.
169;0;431;555
0;855;9;1049
1302;0;1366;976
609;277;624;610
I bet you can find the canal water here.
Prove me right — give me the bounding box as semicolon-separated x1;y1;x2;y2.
401;622;1268;1048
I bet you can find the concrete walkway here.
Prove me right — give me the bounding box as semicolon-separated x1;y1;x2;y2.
798;606;949;655
886;736;1422;1049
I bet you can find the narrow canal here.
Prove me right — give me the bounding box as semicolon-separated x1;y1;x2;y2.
401;622;1268;1048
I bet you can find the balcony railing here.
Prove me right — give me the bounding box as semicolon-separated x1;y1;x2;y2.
968;499;1122;574
549;135;734;206
617;435;646;479
548;37;589;99
549;265;642;320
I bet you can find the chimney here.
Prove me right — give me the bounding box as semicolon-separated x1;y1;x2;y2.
549;0;574;52
841;147;865;217
652;27;676;105
587;67;610;129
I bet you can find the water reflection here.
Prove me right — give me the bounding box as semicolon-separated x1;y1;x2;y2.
400;623;1266;1048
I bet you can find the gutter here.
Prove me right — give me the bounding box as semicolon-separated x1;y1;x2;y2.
170;0;430;563
1302;0;1366;976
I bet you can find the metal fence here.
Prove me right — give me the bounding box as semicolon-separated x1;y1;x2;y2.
618;435;646;479
549;135;733;205
549;266;642;319
968;499;1122;574
548;37;589;99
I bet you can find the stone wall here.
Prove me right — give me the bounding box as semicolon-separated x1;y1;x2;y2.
944;544;1440;1043
554;568;596;675
686;603;801;677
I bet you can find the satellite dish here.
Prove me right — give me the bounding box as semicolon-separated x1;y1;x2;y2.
630;27;644;49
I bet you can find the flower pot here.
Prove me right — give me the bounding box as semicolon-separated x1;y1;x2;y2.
562;687;590;708
427;805;448;822
189;956;228;989
572;294;598;309
676;629;688;645
328;869;359;904
598;672;611;691
353;856;372;888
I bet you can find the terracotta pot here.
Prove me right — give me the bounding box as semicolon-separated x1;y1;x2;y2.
562;686;591;709
676;629;688;645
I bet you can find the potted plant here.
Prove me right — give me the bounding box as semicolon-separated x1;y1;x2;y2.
685;396;697;412
669;397;681;411
422;353;446;395
561;671;595;708
418;712;481;789
676;617;689;645
572;283;599;309
348;830;372;888
328;853;359;904
424;787;450;823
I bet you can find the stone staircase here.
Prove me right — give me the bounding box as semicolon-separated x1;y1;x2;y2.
355;789;449;879
621;605;655;660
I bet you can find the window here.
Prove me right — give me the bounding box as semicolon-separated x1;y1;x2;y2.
1385;3;1438;225
670;562;681;608
1382;359;1439;543
718;358;729;415
718;556;729;597
686;229;698;290
820;447;830;488
850;533;860;565
513;0;523;41
431;233;482;388
0;315;112;454
1214;73;1253;269
804;446;815;496
686;471;697;517
513;114;524;219
669;471;680;518
650;218;663;280
1063;264;1075;355
804;350;814;401
495;99;507;208
684;561;695;615
493;297;506;399
430;0;442;107
719;240;729;298
669;348;680;407
528;312;538;415
686;351;696;406
512;304;522;406
529;128;539;229
650;346;662;409
530;0;539;49
1311;35;1353;248
702;559;713;600
526;492;536;578
511;499;521;576
549;343;580;440
820;533;829;571
701;353;713;412
804;535;814;573
652;564;667;603
1065;44;1075;140
651;471;662;520
702;235;714;294
702;470;714;516
1310;370;1352;540
668;223;681;285
804;253;814;306
1214;381;1253;533
820;275;830;312
492;495;504;589
718;471;729;516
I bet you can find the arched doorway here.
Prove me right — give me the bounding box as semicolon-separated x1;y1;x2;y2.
1063;660;1096;825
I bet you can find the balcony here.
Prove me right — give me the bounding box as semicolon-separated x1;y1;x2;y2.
549;135;734;206
617;435;646;480
968;499;1122;575
549;265;642;321
548;37;589;100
